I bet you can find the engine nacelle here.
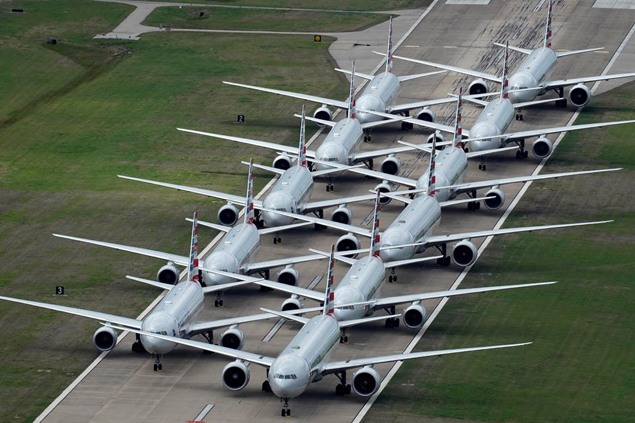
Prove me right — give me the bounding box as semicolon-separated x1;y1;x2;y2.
352;366;381;397
468;78;489;96
93;326;118;352
157;261;180;285
313;105;333;124
484;187;505;210
380;155;401;176
335;233;361;256
222;360;250;391
403;303;427;329
331;205;353;225
273;153;293;170
532;137;553;159
220;326;245;350
426;131;446;149
276;266;299;286
568;84;592;107
416;106;435;122
374;181;393;205
218;203;239;226
451;239;478;267
281;296;303;312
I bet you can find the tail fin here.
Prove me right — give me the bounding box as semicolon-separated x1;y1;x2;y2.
500;41;509;100
369;190;381;258
453;87;463;149
187;212;200;284
244;158;255;225
386;16;393;74
323;244;336;316
544;0;553;48
427;134;437;198
348;60;357;120
298;105;307;168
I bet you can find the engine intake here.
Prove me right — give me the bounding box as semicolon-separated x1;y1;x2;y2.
532;137;552;158
313;105;333;124
426;131;446;149
374;182;392;205
403;303;427;329
416;107;435;122
222;360;250;391
568;84;591;107
281;296;303;312
451;240;478;267
218;204;239;226
276;266;299;286
93;326;118;352
468;78;489;96
220;326;245;350
352;366;381;397
331;205;352;225
335;233;361;257
484;187;505;210
273;154;293;170
157;261;180;285
380;155;401;176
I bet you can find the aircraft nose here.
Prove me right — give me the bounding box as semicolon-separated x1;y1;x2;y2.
508;90;533;103
269;374;308;399
140;334;176;355
140;313;178;355
262;210;294;227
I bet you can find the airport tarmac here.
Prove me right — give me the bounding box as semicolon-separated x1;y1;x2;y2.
35;1;635;422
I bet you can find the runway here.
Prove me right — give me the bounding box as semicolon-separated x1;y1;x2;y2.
36;1;635;422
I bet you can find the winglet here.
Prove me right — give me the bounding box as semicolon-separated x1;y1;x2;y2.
369;191;382;258
187;212;200;285
428;134;437;198
324;244;336;316
454;87;463;149
501;42;509;100
544;0;553;49
386;16;393;74
298;105;307;168
348;60;357;120
245;159;255;225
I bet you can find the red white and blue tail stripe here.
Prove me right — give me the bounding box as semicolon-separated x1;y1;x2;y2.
348;60;357;120
298;104;307;168
501;41;509;100
453;87;463;149
244;158;255;225
187;211;200;285
386;16;394;74
324;244;336;316
369;190;381;258
544;0;553;49
428;134;437;198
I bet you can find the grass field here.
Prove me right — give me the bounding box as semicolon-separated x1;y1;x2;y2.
134;0;434;11
363;83;635;423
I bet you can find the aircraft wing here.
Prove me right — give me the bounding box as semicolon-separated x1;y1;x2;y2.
301;192;378;214
0;295;142;329
250;162;286;176
53;233;189;266
106;324;275;367
188;308;321;335
421;220;611;248
492;42;532;55
320;342;530;375
262;208;372;237
544;72;635;90
351;146;422;162
308;158;417;187
126;275;178;290
388;97;459;114
334;68;375;81
245;252;330;274
187;218;232;233
554;47;605;58
337;313;402;328
223;81;350;110
370;281;556;311
451;168;622;195
361;109;456;134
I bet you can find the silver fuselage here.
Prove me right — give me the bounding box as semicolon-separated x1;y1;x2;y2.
268;314;340;399
262;166;314;227
202;223;260;286
140;280;204;355
315;118;364;175
379;195;442;262
469;98;515;152
415;146;468;202
355;72;401;124
332;255;385;321
508;47;557;103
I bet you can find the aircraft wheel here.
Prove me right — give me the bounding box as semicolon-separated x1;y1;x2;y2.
262;380;272;392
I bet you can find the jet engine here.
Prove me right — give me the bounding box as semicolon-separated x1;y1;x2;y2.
273;153;293;170
313;105;333;123
352;366;381;397
331;205;353;225
532;136;553;158
335;233;361;255
220;326;245;350
484;187;505;210
416;106;436;122
403;303;427;329
468;78;489;96
426;131;446;149
218;204;239;226
380;155;401;176
451;240;478;267
93;326;118;352
568;84;592;107
281;296;303;312
276;265;299;286
157;261;180;285
374;181;393;205
222;360;250;391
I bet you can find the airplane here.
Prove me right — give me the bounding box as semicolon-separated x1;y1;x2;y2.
259;135;612;267
106;245;532;417
0;213;321;372
324;88;622;211
53;161;344;304
221;16;458;139
382;0;635;111
370;44;635;169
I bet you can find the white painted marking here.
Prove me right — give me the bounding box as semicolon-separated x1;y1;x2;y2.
446;0;491;4
194;404;215;421
593;0;635;10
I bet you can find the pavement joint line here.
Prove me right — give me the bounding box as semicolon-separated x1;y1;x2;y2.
351;6;635;423
193;403;215;421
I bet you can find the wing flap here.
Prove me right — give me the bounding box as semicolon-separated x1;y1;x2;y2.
223;81;349;109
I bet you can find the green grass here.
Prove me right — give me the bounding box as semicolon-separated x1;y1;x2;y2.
144;6;390;32
364;83;635;423
134;0;434;11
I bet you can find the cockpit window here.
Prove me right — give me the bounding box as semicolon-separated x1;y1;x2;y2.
274;373;297;380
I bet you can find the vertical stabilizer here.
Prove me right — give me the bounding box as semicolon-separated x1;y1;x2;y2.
187;212;200;284
298;104;307;168
500;41;509;100
369;190;381;258
348;60;357;120
544;0;553;48
386;16;394;74
244;158;255;225
427;134;437;198
453;87;463;149
323;244;336;316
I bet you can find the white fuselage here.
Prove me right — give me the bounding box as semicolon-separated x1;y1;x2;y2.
415;146;468;202
332;255;385;321
268;314;340;399
202;223;260;286
379;195;442;262
355;72;401;125
262;166;314;227
469;98;515;152
315;118;364;174
508;47;557;103
140;280;204;355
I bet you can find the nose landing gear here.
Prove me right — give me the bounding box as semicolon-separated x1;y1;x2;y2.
281;397;291;417
153;354;163;372
334;371;352;396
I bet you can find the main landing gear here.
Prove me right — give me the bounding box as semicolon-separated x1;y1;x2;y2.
132;334;147;353
435;244;451;266
326;177;334;192
340;329;349;344
478;159;487;171
335;371;352;396
388;268;398;283
385;306;399;328
281;397;291;417
467;191;480;211
273;233;282;244
153;354;163;372
515;108;524;121
515;139;529;159
214;292;224;308
554;87;568;108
